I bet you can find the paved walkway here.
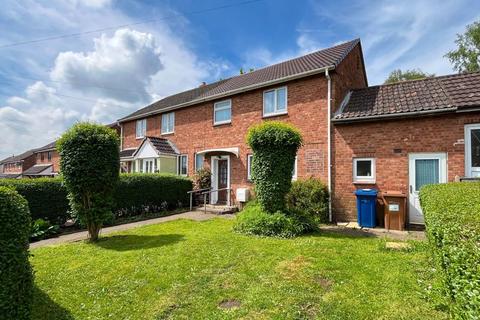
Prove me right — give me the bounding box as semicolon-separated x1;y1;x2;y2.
322;222;426;241
31;211;234;249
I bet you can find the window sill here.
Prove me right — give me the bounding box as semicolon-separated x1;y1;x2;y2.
136;136;144;140
161;132;174;136
213;121;231;127
353;180;376;185
263;111;288;119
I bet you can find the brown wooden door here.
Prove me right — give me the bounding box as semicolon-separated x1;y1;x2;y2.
217;159;228;203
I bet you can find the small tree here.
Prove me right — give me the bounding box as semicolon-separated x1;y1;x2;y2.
384;69;434;84
445;21;480;73
0;187;33;319
246;121;302;212
57;123;120;241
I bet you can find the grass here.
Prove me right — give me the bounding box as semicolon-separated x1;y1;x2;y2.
30;218;446;320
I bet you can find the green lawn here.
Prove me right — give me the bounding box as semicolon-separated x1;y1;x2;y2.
31;218;445;320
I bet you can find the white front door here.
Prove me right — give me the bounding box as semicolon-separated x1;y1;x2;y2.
408;153;447;224
210;155;230;205
465;124;480;177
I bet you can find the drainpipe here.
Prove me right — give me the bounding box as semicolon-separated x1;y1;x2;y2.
325;69;332;222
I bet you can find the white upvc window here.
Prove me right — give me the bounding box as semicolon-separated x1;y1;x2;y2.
195;153;204;171
178;154;188;176
292;156;298;181
353;158;376;183
136;119;147;138
263;86;287;117
161;112;175;134
214;100;232;125
247;154;253;181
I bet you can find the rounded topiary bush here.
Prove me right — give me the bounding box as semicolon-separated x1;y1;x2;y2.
246;121;302;212
57;122;120;241
0;186;33;319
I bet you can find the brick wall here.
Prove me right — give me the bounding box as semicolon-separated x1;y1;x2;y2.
3;162;23;174
332;113;480;221
35;150;60;173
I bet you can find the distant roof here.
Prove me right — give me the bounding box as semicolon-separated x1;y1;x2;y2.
0;150;34;164
34;141;56;153
334;72;480;121
23;164;53;176
120;39;362;122
0;173;21;179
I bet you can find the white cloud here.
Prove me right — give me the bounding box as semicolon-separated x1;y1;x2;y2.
51;28;163;103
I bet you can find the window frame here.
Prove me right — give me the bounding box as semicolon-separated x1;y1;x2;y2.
247;154;253;181
353;157;376;184
263;86;288;117
47;151;52;161
178;154;188;176
161;112;175;135
292;156;298;181
213;99;232;125
195;153;204;171
136;119;147;139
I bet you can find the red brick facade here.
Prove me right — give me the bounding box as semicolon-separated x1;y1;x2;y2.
2;153;36;174
332;113;480;221
35;150;60;173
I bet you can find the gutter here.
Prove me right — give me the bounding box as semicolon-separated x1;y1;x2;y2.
325;69;333;223
332;107;458;123
118;65;336;123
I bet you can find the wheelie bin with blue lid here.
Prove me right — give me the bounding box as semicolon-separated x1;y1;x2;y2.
355;189;378;228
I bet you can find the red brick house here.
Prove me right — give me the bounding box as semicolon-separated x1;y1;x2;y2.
23;141;60;178
118;39;367;207
0;150;36;179
117;38;480;226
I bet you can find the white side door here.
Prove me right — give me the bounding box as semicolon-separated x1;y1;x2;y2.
408;153;447;224
465;124;480;177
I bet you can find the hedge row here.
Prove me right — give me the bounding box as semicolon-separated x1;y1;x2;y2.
0;174;192;224
420;182;480;318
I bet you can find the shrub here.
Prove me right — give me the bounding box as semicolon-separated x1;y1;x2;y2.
420;182;480;318
114;173;192;216
0;186;33;319
286;178;329;224
57;122;120;241
30;218;60;241
246;121;302;212
233;201;306;238
0;178;69;224
192;168;211;190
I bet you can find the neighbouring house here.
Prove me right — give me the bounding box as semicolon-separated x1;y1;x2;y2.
23;141;60;178
0;150;36;179
332;72;480;223
118;39;367;206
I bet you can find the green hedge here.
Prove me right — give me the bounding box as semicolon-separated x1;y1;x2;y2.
114;173;192;216
286;178;329;225
0;178;69;224
420;182;480;318
0;174;192;224
0;186;33;319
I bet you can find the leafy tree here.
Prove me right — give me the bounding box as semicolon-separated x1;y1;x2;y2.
445;21;480;72
246;121;302;212
57;123;120;241
0;186;33;319
384;69;434;84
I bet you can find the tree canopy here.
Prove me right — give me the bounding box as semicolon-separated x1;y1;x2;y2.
384;69;434;84
445;21;480;73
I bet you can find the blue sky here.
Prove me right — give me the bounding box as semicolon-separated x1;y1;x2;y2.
0;0;479;159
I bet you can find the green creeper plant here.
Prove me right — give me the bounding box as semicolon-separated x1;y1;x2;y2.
0;186;33;320
246;121;302;212
57;122;120;241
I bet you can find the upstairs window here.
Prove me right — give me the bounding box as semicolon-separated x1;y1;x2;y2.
136;119;147;138
263;87;287;117
47;151;52;161
162;112;175;134
40;153;45;161
353;158;375;183
214;100;231;125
